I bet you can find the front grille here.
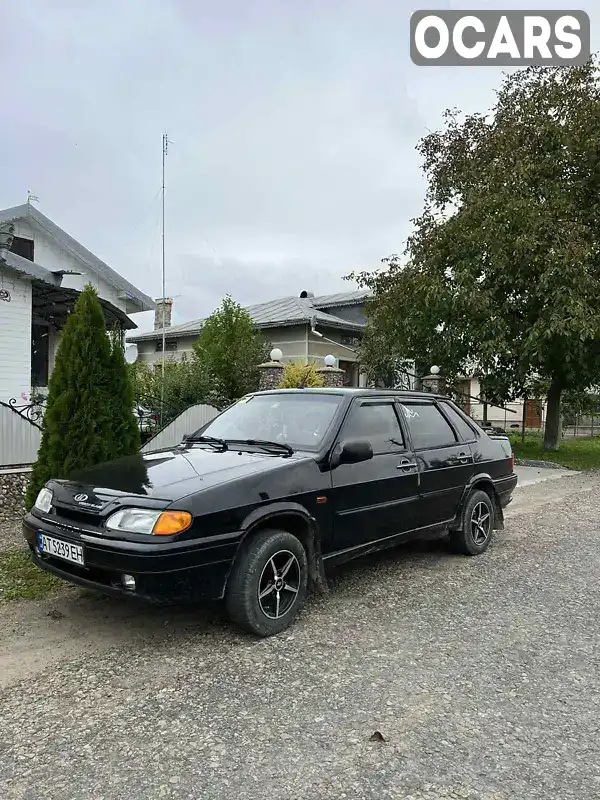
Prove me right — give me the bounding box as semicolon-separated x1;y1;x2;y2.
40;516;96;535
51;504;104;528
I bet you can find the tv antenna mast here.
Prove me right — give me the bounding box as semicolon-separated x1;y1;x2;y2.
160;132;171;424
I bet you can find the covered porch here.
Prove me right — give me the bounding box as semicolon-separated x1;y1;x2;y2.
29;280;136;393
0;244;136;405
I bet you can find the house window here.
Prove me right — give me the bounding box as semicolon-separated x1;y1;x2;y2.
11;236;34;261
31;325;49;387
156;339;178;352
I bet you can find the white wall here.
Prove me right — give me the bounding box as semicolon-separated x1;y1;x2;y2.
11;220;126;312
0;268;32;403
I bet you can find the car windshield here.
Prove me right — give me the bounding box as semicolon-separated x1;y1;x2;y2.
196;393;343;451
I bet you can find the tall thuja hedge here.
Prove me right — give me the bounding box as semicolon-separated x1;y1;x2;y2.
109;329;141;454
27;285;139;508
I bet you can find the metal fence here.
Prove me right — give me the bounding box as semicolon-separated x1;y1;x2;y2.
141;402;220;454
478;410;600;440
534;415;600;439
0;402;42;467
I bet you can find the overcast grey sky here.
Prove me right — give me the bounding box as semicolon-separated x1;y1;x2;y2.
1;0;597;330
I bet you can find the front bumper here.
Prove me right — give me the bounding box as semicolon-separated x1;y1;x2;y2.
23;513;239;603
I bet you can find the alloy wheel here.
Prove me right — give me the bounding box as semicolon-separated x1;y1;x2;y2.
470;501;491;545
257;550;301;619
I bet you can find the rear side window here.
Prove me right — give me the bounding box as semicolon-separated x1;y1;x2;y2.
398;402;457;450
341;401;405;454
439;401;478;442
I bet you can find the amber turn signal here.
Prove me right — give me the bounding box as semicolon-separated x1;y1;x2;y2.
152;510;193;536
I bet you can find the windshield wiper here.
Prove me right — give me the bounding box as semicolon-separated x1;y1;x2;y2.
181;435;228;451
226;438;294;455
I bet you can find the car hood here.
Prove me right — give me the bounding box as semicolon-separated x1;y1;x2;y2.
52;446;313;504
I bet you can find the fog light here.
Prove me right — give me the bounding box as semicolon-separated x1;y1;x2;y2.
121;574;136;591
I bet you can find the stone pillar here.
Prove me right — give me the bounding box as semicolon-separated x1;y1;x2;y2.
257;348;285;390
317;365;345;388
421;372;446;394
258;361;285;390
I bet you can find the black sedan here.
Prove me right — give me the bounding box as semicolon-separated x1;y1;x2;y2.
24;388;517;636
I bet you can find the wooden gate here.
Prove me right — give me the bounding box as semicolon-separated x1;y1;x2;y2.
525;399;543;429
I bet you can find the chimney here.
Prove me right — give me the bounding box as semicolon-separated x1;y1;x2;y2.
154;298;173;330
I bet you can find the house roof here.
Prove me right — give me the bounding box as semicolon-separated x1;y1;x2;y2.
0;203;154;313
312;289;372;308
1;255;137;330
2;250;62;285
127;291;367;343
2;252;137;330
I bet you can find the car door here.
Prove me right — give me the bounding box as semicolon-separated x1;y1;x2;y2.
396;399;475;528
329;398;420;552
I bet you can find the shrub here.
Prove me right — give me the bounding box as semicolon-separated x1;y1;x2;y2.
278;361;324;389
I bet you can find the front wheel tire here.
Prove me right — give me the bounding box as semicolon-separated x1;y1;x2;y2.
450;489;495;556
225;529;308;636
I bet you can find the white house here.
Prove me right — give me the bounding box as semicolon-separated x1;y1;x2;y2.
0;201;154;405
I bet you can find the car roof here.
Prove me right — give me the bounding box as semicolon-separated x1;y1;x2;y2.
251;387;448;400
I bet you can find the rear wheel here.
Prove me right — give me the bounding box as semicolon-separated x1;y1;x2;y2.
225;529;308;636
450;489;495;556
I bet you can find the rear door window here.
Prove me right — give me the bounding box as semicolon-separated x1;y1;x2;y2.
439;402;479;442
398;402;458;450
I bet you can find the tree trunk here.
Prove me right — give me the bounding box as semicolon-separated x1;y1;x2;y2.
543;380;563;451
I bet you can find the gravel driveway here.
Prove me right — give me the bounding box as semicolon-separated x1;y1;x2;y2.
1;474;599;799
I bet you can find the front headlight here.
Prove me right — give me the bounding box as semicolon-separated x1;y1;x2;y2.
34;487;53;514
106;508;192;536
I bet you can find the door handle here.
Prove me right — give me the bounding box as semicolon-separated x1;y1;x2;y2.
455;451;472;464
397;459;417;470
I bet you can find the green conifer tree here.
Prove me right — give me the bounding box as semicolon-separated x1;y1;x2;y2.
26;285;138;507
108;329;141;456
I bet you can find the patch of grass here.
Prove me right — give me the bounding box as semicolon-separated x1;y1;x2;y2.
509;434;600;470
0;550;63;602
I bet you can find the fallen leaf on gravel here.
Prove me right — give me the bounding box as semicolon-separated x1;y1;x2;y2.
369;731;387;743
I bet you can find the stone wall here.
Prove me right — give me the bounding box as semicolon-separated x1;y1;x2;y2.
0;469;30;526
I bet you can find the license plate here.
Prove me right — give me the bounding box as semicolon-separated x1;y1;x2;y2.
37;533;84;566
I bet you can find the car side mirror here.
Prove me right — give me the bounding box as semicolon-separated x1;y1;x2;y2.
338;439;373;465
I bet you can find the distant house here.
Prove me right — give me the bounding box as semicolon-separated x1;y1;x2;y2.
0;202;154;404
127;289;372;387
454;375;541;431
